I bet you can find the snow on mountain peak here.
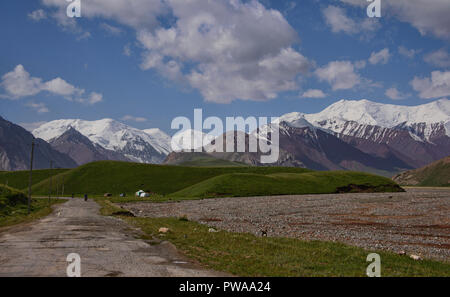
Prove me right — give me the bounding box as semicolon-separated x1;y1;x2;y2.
307;98;450;127
279;99;450;140
33;119;172;162
276;112;315;129
171;129;216;151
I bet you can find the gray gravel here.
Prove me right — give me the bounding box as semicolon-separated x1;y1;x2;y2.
122;188;450;262
0;199;226;277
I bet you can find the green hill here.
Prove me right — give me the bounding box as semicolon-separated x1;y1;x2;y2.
29;161;403;198
393;156;450;187
31;161;312;196
0;184;28;217
0;169;69;191
170;171;404;199
164;152;247;167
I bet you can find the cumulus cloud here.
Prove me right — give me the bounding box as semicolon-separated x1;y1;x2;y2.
424;49;450;68
121;115;148;122
315;61;361;90
385;87;410;100
25;102;50;114
322;5;378;35
340;0;450;40
301;89;327;98
86;92;103;105
38;0;311;103
369;48;391;65
137;0;309;103
28;9;47;21
0;65;102;104
411;71;450;99
398;46;419;59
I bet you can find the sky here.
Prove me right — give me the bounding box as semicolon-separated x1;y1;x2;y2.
0;0;449;135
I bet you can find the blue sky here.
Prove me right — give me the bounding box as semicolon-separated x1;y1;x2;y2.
0;0;449;134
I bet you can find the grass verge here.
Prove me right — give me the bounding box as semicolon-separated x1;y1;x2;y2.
1;184;66;228
96;199;450;277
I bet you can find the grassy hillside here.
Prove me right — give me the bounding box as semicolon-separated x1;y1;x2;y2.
31;161;312;196
165;152;247;167
393;156;450;187
0;184;64;227
0;169;69;191
170;171;404;199
30;161;403;198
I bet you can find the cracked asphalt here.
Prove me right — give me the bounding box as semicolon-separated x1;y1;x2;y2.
0;198;225;277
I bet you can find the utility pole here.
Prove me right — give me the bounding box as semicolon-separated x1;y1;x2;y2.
62;175;65;197
28;140;35;214
56;175;59;197
48;160;53;203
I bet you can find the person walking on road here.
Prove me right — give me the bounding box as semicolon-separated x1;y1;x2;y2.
84;194;88;201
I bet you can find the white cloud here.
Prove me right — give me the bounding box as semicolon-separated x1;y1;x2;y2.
322;5;378;35
25;102;49;114
398;46;419;59
354;60;367;69
39;0;311;103
369;48;391;65
100;23;123;35
301;89;327;98
340;0;450;40
1;65;43;98
411;71;450;99
121;115;148;122
385;87;410;100
42;0;166;30
315;61;361;90
137;0;309;103
44;77;84;97
424;49;450;68
323;5;357;34
28;9;47;21
87;92;103;105
123;44;132;57
19;121;48;132
0;65;102;104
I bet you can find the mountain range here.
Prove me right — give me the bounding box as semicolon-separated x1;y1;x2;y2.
0;99;448;176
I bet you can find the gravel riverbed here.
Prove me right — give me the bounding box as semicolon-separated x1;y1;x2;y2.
122;188;450;262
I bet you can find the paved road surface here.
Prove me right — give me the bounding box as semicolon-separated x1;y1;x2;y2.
0;199;225;277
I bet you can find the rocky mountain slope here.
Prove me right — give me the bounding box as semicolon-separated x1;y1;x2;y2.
49;127;132;165
33;119;171;164
0;116;77;171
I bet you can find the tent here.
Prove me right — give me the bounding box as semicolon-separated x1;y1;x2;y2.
135;190;145;197
140;192;150;198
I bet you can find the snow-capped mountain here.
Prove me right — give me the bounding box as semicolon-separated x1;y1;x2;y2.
275;99;450;169
171;129;216;151
302;98;450;141
33;119;171;164
13;98;448;174
0;116;77;171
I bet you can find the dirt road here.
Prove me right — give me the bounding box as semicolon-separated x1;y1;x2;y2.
0;199;225;277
